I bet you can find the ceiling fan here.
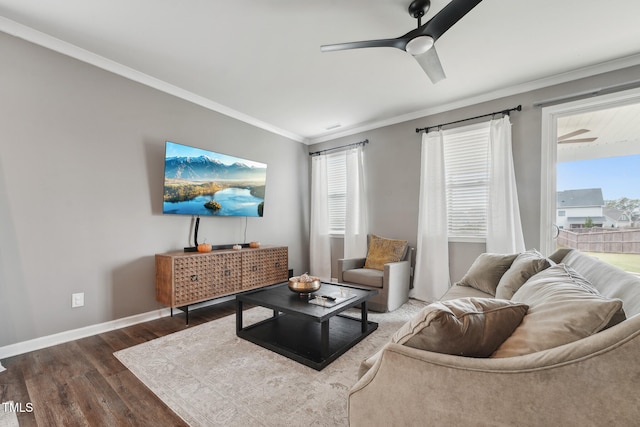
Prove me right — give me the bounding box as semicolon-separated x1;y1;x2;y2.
320;0;484;84
557;129;598;144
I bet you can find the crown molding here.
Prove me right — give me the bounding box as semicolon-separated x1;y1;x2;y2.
309;53;640;144
0;16;307;144
4;16;640;146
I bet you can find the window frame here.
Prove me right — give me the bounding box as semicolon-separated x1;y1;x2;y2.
540;87;640;255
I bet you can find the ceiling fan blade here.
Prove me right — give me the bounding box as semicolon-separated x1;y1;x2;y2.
558;137;598;144
320;38;404;52
419;0;484;42
413;47;446;84
558;129;590;141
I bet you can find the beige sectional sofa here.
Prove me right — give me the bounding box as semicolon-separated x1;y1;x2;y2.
349;248;640;426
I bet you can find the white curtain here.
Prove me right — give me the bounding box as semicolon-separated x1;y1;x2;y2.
486;116;526;253
412;131;450;302
310;155;332;280
344;146;368;258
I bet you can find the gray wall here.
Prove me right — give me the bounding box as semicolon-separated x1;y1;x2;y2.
3;27;639;348
311;64;640;282
0;33;310;347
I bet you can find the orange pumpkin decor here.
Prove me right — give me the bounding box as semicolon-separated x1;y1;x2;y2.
249;241;261;248
197;243;212;253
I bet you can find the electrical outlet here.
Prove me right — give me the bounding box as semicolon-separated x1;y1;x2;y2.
72;292;84;308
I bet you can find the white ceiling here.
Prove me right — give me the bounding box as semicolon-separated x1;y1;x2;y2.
2;0;640;143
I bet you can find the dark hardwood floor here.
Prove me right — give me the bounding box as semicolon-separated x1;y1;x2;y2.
0;301;238;426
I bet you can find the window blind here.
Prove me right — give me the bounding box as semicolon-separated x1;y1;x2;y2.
443;123;491;239
326;152;347;233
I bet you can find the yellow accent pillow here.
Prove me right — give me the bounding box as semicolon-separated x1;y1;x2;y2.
364;234;408;271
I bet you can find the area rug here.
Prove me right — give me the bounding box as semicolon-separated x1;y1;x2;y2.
114;299;426;426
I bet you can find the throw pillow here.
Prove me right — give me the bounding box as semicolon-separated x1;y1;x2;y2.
492;264;623;358
495;249;551;299
363;234;408;271
392;297;529;357
456;253;518;296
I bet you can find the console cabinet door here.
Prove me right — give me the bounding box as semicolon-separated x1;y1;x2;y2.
241;247;288;290
173;255;214;306
211;252;242;295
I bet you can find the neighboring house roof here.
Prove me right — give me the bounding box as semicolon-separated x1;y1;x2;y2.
557;188;604;208
604;207;630;222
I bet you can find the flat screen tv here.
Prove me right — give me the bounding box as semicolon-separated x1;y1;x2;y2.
162;141;267;217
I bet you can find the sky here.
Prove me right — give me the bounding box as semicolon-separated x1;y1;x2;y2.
164;141;266;168
557;154;640;200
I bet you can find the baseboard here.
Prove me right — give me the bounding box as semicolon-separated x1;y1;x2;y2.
0;296;235;360
0;308;163;359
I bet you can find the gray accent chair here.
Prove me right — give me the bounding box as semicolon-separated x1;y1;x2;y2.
337;242;414;312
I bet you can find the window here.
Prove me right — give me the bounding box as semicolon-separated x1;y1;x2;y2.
326;152;346;234
443;122;491;240
540;86;640;256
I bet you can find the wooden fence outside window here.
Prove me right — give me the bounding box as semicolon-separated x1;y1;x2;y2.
558;228;640;254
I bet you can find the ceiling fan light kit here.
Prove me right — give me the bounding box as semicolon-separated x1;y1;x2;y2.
406;36;434;55
320;0;484;84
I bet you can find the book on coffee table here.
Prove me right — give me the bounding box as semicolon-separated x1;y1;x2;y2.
308;290;357;307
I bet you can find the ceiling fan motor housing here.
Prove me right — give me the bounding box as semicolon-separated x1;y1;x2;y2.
409;0;431;19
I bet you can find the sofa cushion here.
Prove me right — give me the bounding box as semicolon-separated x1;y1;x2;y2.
560;249;639;318
456;253;518;296
391;297;528;357
363;234;408;271
492;264;624;358
495;250;552;299
342;268;383;288
440;284;494;301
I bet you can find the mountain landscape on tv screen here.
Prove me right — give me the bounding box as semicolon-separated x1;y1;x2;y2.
163;154;267;217
164;155;266;181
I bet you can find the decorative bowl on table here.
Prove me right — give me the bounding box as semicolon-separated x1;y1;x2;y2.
288;274;321;297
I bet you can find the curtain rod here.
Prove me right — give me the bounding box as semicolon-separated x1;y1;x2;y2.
415;105;522;133
308;139;369;157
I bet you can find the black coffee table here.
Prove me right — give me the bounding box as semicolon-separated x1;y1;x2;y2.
235;282;378;370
